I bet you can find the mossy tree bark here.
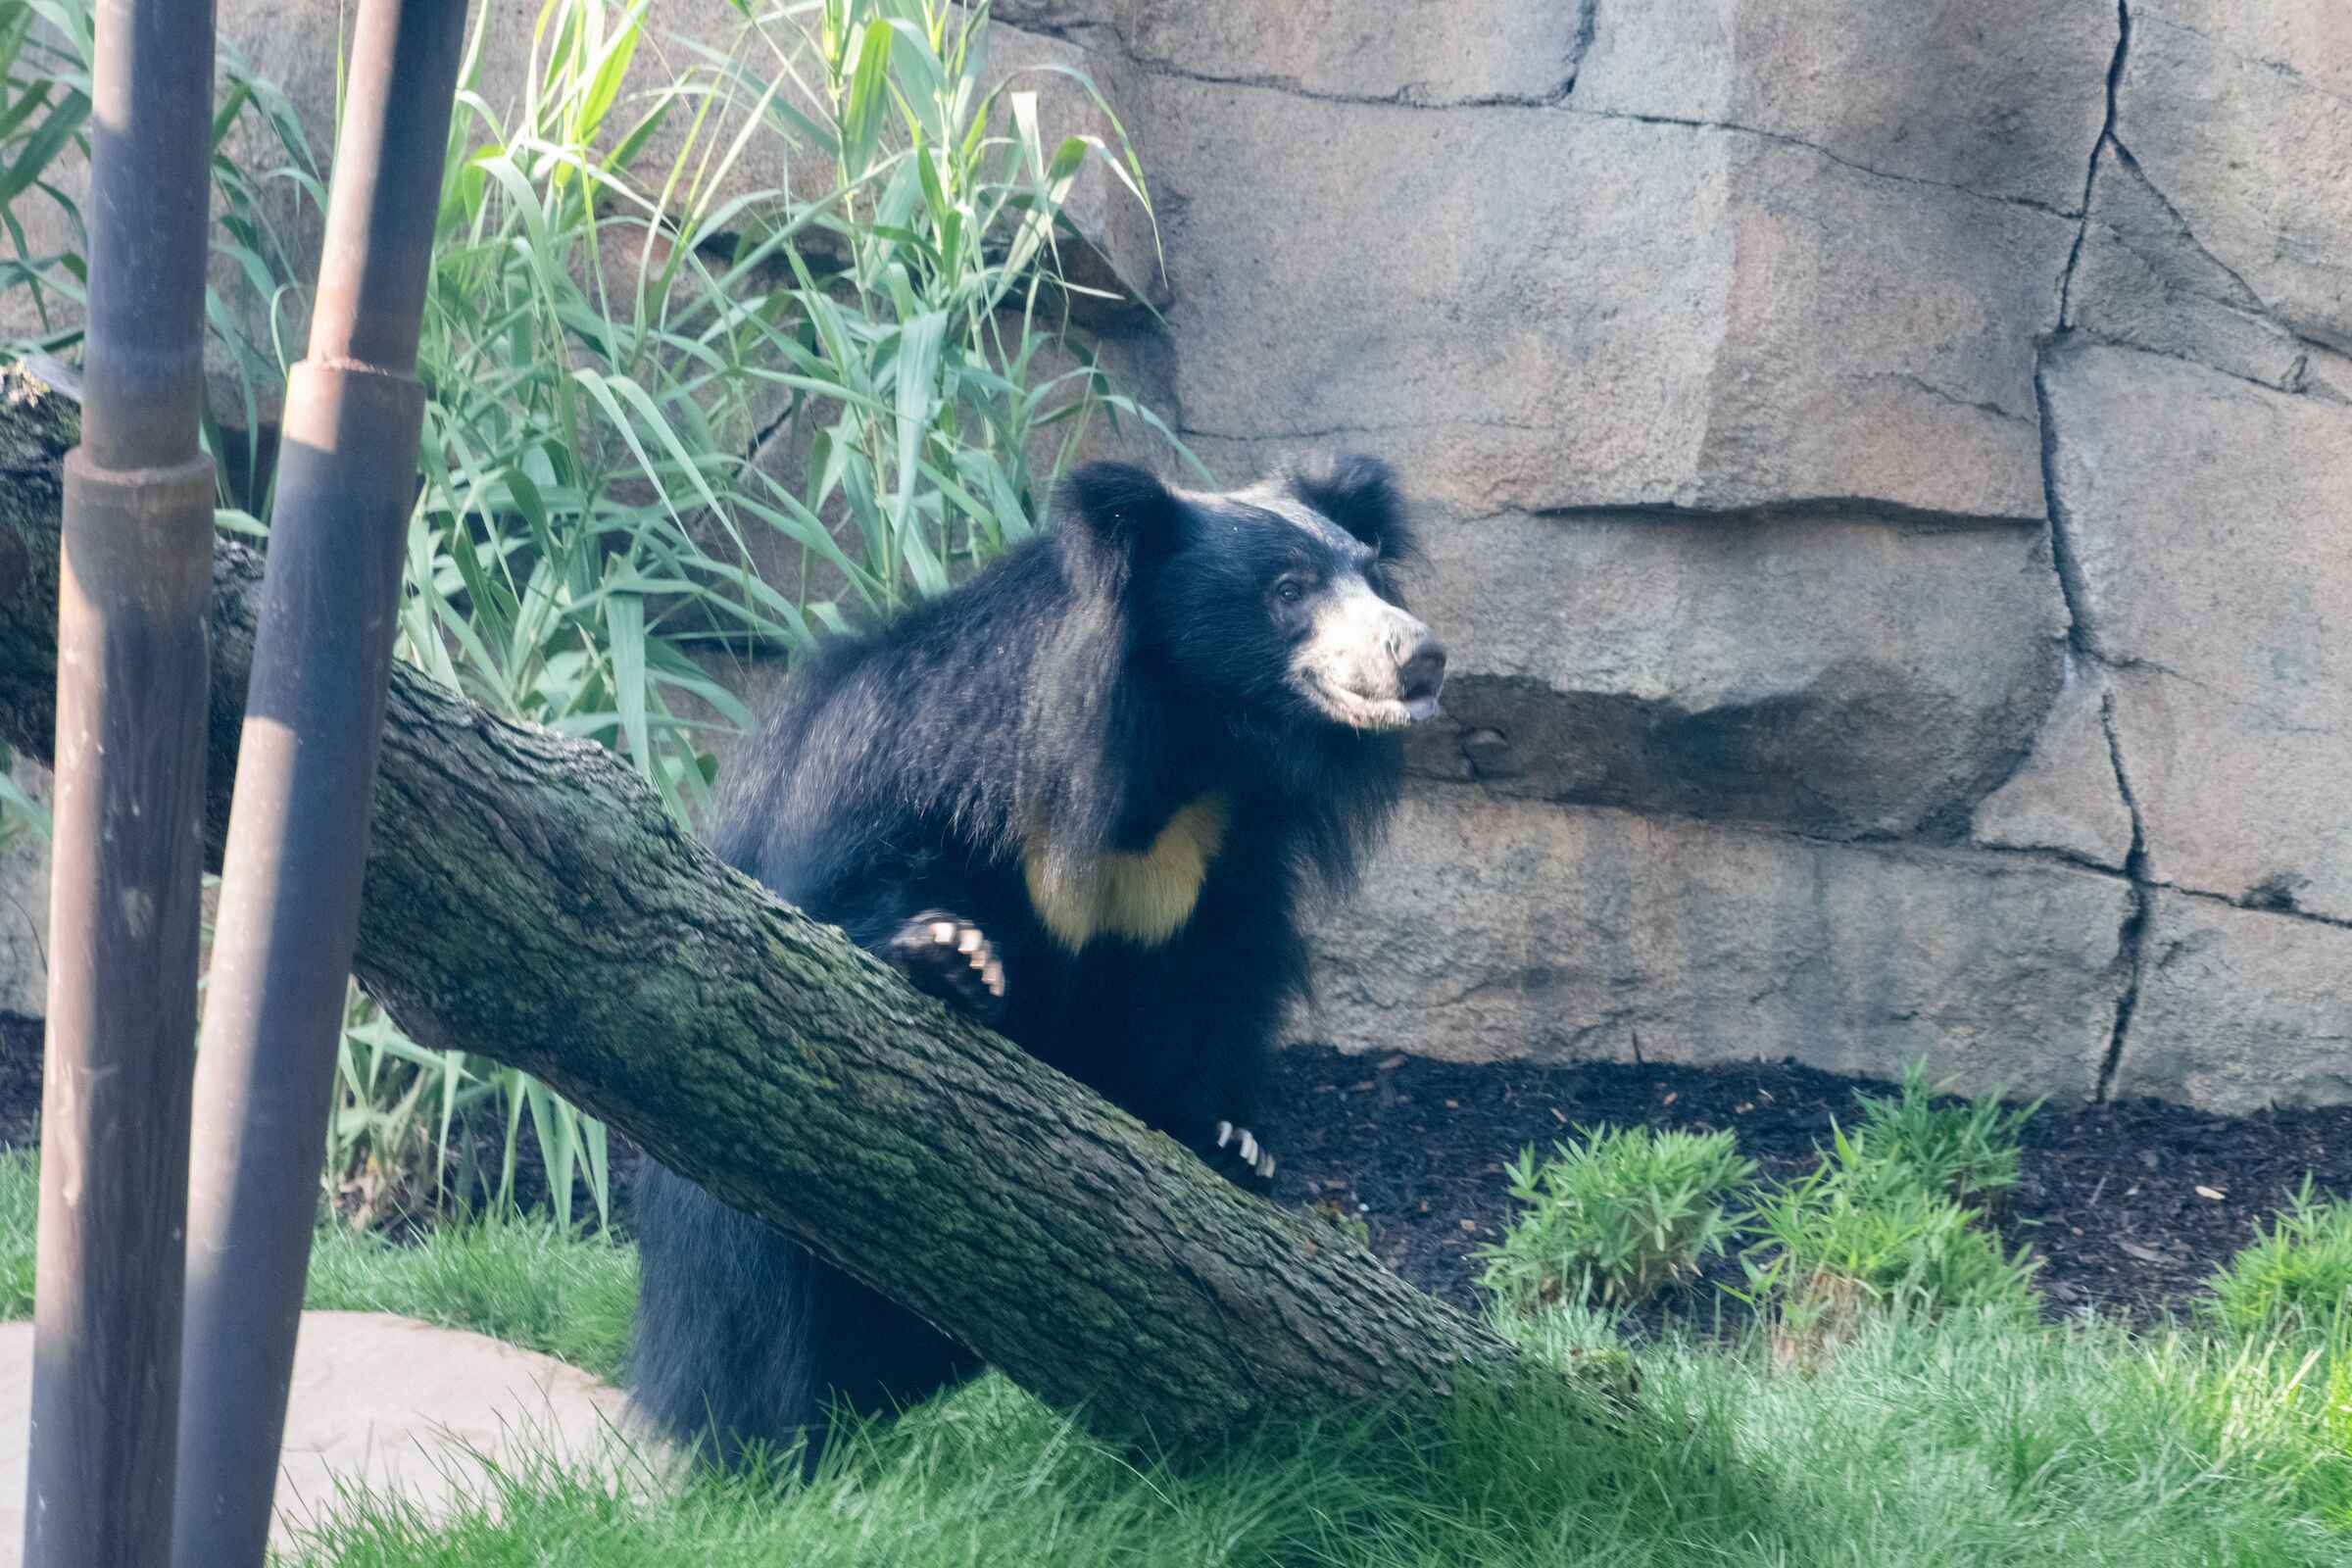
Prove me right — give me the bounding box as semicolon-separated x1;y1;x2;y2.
0;364;1584;1454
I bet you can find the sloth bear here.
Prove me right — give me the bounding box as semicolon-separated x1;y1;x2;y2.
629;453;1446;1471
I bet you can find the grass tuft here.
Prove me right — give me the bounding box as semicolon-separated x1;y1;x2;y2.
1850;1058;2041;1212
1477;1124;1752;1310
1740;1122;2041;1364
2203;1178;2352;1343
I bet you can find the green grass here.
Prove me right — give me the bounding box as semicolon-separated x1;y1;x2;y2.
1;1148;2346;1565
0;1145;34;1318
0;1146;634;1379
277;1308;2352;1567
299;1216;636;1381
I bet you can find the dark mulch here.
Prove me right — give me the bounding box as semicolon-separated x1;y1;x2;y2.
1255;1045;2352;1329
4;1010;2347;1328
0;1012;40;1147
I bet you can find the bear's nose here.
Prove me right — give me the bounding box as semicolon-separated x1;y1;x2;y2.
1397;635;1446;704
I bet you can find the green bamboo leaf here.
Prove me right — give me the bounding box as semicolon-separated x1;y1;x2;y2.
0;90;83;206
580;1113;611;1232
890;308;950;596
522;1075;573;1230
606;584;654;783
840;19;896;183
574;2;648;143
875;17;944;110
497;1067;527;1214
601;94;672;177
0;78;56;146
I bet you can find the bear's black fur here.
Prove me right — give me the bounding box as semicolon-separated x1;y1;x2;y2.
629;453;1446;1471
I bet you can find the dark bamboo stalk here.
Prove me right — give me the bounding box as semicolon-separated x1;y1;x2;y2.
22;1;219;1564
170;5;469;1564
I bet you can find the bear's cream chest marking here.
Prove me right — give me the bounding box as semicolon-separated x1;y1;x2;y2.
1022;793;1231;951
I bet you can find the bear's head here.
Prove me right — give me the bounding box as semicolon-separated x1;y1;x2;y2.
1058;454;1446;735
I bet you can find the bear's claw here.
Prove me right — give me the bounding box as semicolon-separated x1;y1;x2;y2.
1213;1119;1276;1183
888;910;1007;1024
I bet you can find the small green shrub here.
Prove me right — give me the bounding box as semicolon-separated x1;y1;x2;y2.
1741;1125;2039;1362
1477;1124;1754;1311
1850;1058;2040;1212
2202;1179;2352;1340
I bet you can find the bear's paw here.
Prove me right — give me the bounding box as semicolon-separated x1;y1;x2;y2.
887;910;1008;1026
1212;1119;1276;1185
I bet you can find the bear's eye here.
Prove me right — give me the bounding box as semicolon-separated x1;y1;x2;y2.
1274;579;1305;606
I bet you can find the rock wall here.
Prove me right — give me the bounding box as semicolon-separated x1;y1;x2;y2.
6;1;2349;1110
1028;0;2352;1110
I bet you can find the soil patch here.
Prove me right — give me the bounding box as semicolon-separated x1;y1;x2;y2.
0;1016;37;1149
1256;1046;2352;1328
4;1014;2346;1327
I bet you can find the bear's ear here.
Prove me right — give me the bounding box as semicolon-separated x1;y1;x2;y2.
1056;460;1182;551
1289;452;1417;564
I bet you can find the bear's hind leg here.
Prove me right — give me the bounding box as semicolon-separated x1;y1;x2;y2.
629;1159;827;1471
630;1160;986;1478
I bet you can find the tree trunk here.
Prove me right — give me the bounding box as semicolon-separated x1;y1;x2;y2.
0;363;1600;1454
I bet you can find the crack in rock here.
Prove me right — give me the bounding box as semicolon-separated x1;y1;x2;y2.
1559;106;2080;220
2039;13;2158;1096
1407;767;2352;952
2034;339;2103;661
2060;322;2351;406
2036;333;2152;1100
2056;22;2352;403
2059;0;2132;321
2033;328;2352;1101
1870;371;2036;427
2104;140;2267;315
2133;12;2352;113
2092;690;2153;1102
1118;47;2073;220
1178;416;1556;443
1568;0;1600;94
1126;55;1579;110
1051;0;1600;110
1525;496;2043;533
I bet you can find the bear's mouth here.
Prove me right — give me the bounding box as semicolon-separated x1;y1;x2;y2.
1298;674;1444;732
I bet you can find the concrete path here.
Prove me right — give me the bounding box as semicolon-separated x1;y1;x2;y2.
0;1311;662;1560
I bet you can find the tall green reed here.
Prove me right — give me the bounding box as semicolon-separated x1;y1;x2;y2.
0;0;1182;1230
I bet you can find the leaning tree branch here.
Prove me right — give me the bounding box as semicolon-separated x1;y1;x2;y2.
0;365;1614;1454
